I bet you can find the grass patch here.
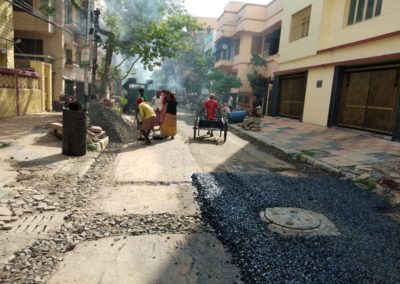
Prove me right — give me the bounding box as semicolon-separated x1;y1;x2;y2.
301;150;318;157
354;178;377;191
87;143;98;152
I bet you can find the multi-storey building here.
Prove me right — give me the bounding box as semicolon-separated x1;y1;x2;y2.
273;0;400;140
0;0;43;118
13;0;90;108
0;0;14;69
214;0;282;109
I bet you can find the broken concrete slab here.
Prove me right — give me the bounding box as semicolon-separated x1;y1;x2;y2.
49;234;242;284
0;206;12;216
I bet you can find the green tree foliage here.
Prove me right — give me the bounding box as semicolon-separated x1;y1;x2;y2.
208;70;242;96
247;54;269;105
98;0;202;97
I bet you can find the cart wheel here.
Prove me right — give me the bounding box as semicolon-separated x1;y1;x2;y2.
193;127;197;140
224;126;228;142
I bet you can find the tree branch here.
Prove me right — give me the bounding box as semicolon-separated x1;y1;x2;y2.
114;56;130;68
121;57;140;80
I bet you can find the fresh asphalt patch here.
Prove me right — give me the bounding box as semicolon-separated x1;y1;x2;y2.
192;172;400;283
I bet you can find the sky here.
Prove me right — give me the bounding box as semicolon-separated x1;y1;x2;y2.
184;0;273;18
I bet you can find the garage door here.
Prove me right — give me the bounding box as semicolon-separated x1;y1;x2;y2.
278;74;307;119
337;66;400;134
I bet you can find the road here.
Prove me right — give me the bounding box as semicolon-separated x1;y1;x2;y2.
2;108;399;283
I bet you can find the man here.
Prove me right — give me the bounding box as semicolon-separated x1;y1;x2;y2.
151;90;163;126
137;97;156;145
203;93;219;137
228;95;234;111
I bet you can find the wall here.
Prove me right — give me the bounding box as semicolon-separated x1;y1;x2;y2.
0;68;42;118
302;66;334;125
30;60;52;111
0;0;14;68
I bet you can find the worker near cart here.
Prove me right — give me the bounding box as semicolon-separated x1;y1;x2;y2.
136;97;156;145
203;93;219;136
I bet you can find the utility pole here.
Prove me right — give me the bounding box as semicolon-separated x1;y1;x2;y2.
91;8;101;101
83;0;91;108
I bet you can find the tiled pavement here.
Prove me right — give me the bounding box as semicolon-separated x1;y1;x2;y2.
230;116;400;186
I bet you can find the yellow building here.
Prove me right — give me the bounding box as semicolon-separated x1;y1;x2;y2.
273;0;400;140
0;0;43;119
0;0;14;68
13;0;89;108
214;0;283;109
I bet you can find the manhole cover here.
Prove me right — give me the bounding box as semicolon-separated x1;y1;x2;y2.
260;207;340;236
264;207;321;230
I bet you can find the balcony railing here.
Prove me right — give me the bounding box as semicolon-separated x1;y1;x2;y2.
14;53;55;71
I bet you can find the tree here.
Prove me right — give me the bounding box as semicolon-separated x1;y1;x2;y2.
97;0;202;98
208;70;242;97
247;54;269;105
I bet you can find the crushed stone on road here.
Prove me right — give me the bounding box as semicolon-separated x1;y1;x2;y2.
192;172;400;283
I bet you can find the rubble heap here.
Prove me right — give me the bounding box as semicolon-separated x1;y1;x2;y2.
240;107;263;132
88;103;137;143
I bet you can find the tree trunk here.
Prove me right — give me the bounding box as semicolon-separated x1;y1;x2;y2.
98;46;113;99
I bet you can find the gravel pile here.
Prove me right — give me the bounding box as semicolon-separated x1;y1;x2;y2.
192;172;400;283
88;103;137;143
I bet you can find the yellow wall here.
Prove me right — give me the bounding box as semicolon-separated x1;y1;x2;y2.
0;0;14;68
302;66;335;125
0;71;42;118
30;60;52;111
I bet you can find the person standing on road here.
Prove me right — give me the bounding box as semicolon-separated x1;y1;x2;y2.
228;95;234;111
203;93;219;137
137;97;156;145
151;90;163;126
160;92;178;139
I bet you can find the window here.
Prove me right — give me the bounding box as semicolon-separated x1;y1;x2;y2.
66;49;73;65
251;36;263;54
263;29;281;56
234;39;240;56
13;0;33;12
14;38;43;55
347;0;383;25
290;6;311;42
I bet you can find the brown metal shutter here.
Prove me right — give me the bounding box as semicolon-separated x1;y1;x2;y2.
278;74;307;119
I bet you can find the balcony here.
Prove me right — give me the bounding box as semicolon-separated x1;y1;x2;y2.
14;12;54;36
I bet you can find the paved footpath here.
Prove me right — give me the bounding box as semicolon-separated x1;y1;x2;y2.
48;134;242;283
231;116;400;204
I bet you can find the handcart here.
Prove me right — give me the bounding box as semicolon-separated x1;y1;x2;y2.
193;108;228;142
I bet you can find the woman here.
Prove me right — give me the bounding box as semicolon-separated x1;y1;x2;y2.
160;92;177;139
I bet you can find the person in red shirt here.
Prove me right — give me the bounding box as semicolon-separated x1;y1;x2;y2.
203;94;219;120
203;94;220;137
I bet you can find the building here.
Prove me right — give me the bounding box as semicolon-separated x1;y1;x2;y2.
0;0;14;69
195;16;218;95
0;0;44;119
273;0;400;140
13;0;90;109
213;1;283;109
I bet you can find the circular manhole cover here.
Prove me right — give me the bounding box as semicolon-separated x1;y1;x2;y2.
260;207;340;236
264;207;321;230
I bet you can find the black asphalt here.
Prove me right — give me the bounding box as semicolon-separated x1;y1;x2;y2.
192;172;400;283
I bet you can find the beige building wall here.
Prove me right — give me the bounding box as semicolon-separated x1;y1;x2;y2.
0;0;14;68
215;1;283;109
278;0;400;126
